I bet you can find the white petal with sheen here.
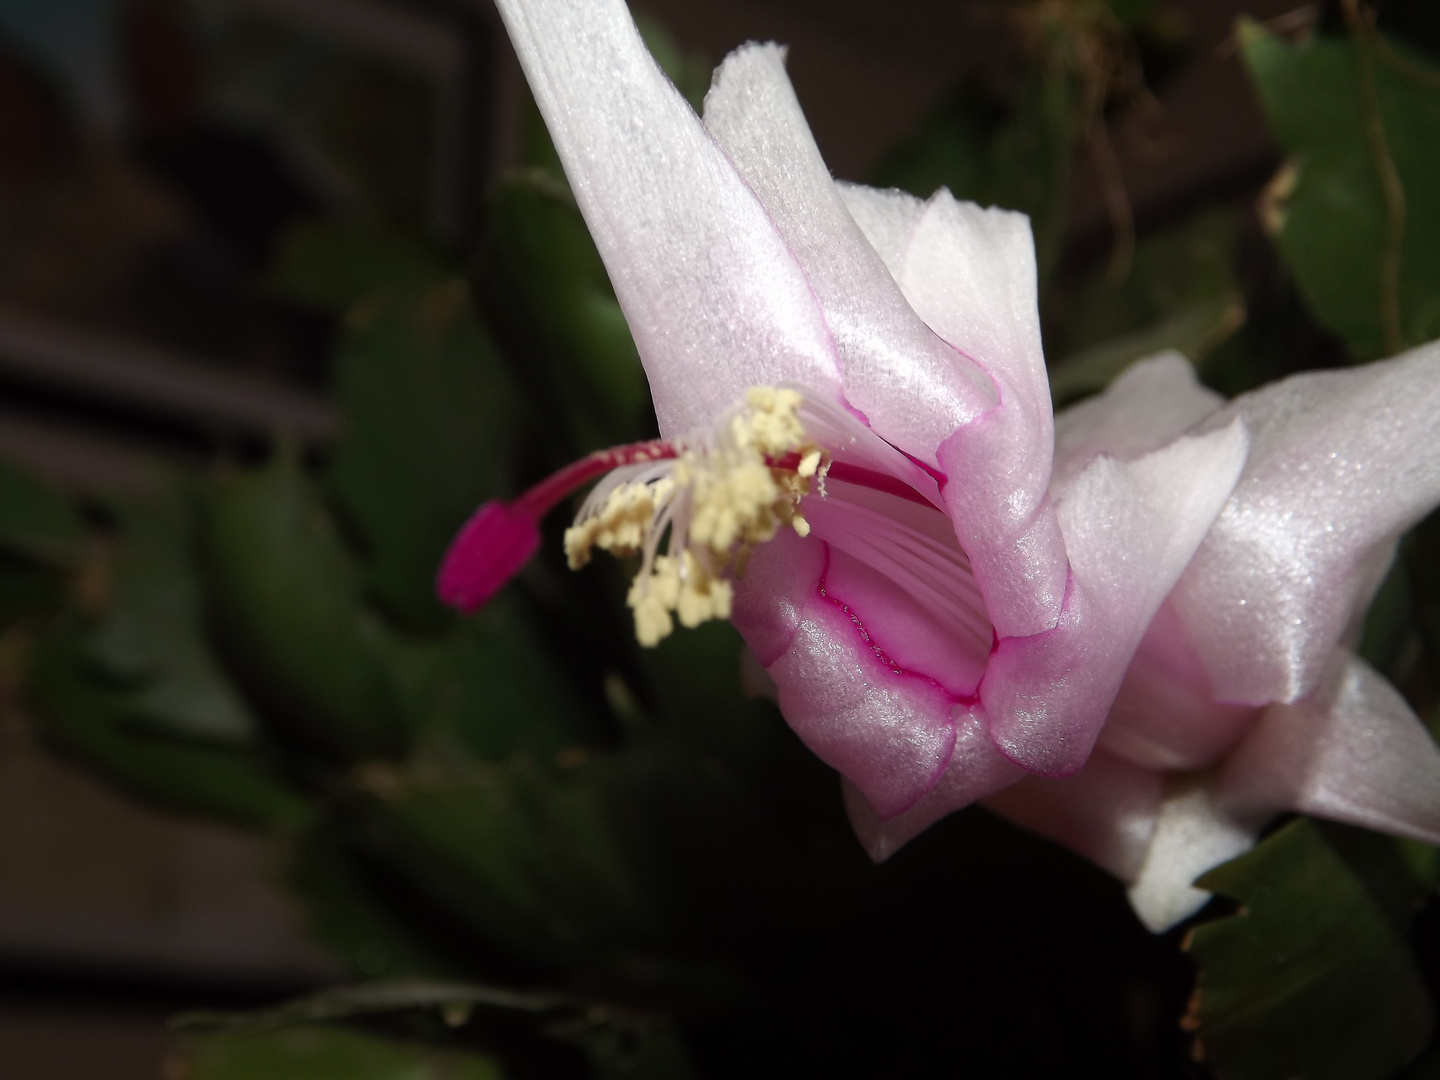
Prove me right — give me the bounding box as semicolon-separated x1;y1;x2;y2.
984;749;1164;880
843;712;1024;861
766;597;959;819
1216;655;1440;845
893;192;1049;418
703;44;993;464
494;0;841;437
1171;341;1440;704
897;190;1068;638
1097;605;1259;772
1052;352;1225;493
1126;779;1257;933
983;422;1250;774
837;182;926;275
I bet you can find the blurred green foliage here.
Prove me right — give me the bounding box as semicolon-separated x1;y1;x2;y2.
477;171;650;456
179;1025;505;1080
0;461;83;626
1241;19;1440;361
1047;211;1246;404
201;449;410;762
871;68;1076;279
29;610;311;831
87;487;258;746
0;461;84;566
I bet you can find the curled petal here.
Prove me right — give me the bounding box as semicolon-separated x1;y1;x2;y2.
704;45;992;461
494;0;841;437
984;422;1250;775
840;185;1049;434
1171;340;1440;705
764;586;958;819
732;530;962;818
1050;355;1241;772
837;182;927;273
904;192;1069;638
893;192;1050;432
844;183;1070;638
843;711;1024;862
728;526;824;667
1125;778;1257;934
984;749;1165;881
1052;352;1225;494
1215;655;1440;845
1097;601;1259;772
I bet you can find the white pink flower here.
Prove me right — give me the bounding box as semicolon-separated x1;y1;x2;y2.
441;0;1440;930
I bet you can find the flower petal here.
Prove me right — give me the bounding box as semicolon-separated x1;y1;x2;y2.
1170;341;1440;705
1052;352;1225;493
899;191;1069;638
1215;655;1440;845
843;711;1024;861
728;525;823;667
893;192;1050;424
726;397;947;671
840;184;1073;639
732;527;969;819
709;55;1070;640
703;44;993;463
1097;601;1259;771
984;749;1165;880
836;182;926;275
983;422;1250;775
494;0;840;437
804;480;992;697
764;588;959;819
798;393;943;508
1125;778;1257;933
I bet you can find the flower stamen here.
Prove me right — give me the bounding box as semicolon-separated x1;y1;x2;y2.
566;386;823;645
438;386;845;644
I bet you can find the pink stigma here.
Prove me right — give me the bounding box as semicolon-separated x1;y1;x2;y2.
436;438;677;613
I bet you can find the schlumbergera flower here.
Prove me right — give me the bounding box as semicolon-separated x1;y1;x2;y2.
439;0;1440;930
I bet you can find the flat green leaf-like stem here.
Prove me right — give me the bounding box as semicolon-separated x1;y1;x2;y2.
201;449;409;762
174;978;566;1034
86;482;260;747
180;1025;504;1080
1188;818;1435;1080
29;616;310;831
328;281;518;630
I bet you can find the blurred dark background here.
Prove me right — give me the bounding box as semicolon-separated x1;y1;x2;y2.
0;0;1301;1076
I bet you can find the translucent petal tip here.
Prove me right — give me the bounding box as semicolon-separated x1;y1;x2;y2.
437;501;539;613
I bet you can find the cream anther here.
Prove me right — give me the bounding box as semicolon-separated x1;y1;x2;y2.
567;385;822;645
